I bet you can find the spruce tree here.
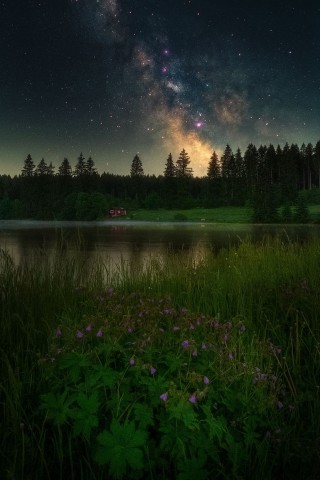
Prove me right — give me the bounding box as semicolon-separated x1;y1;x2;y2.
164;153;175;177
74;152;86;177
244;144;259;199
35;158;49;176
313;140;320;188
130;154;144;177
86;156;97;176
47;162;55;176
58;158;72;176
176;149;193;177
207;151;220;179
21;154;35;177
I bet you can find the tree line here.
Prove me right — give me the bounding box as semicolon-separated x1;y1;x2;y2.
0;141;319;222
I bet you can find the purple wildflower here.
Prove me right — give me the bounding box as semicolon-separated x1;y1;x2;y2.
129;357;135;366
55;327;62;337
223;334;228;341
201;343;207;349
160;392;168;402
150;367;157;376
128;327;133;333
228;352;233;360
192;350;197;357
76;330;84;338
203;376;210;385
173;326;180;332
188;394;197;404
189;324;195;330
239;324;246;332
85;325;92;332
277;401;284;409
96;329;103;337
181;340;189;348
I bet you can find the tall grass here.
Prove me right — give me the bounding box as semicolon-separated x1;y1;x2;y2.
0;238;320;478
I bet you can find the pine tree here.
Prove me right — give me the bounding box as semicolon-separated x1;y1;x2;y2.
130;154;144;177
244;143;258;199
164;153;176;178
58;158;72;176
74;152;86;177
21;154;35;177
220;145;233;179
207;151;220;179
234;148;244;179
47;162;55;176
86;156;97;176
35;158;49;176
252;144;279;223
313;140;320;188
304;143;314;189
176;149;193;177
35;158;54;176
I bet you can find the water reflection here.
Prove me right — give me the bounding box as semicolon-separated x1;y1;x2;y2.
0;220;319;267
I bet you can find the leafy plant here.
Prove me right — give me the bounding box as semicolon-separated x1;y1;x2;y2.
94;419;147;477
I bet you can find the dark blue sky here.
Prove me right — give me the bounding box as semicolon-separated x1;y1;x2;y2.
1;0;319;176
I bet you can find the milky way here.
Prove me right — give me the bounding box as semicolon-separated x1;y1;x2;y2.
0;0;319;176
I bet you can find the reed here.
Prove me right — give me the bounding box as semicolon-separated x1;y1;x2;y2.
0;238;319;479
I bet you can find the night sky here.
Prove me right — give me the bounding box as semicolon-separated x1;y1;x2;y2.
1;0;319;176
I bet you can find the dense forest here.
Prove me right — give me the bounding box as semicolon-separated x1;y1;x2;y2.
0;141;320;222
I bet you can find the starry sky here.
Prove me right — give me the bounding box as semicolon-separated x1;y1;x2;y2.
1;0;319;177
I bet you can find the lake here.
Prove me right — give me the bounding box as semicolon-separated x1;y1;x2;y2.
0;220;319;267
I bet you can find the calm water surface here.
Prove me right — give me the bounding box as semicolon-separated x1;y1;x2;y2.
0;220;319;265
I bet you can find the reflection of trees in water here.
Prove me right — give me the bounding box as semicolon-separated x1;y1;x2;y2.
1;223;320;269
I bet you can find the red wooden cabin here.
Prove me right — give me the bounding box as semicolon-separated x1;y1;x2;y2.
109;207;127;217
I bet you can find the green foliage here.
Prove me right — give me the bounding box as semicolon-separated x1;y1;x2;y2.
95;419;147;477
293;195;311;223
143;191;163;209
71;392;99;439
1;241;320;478
281;202;293;223
40;391;75;426
60;191;108;220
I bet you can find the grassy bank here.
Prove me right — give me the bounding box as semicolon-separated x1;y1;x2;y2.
128;206;252;223
126;204;320;223
1;240;320;479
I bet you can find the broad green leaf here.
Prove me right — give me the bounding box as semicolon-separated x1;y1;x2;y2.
86;366;118;389
70;392;100;439
76;392;100;414
72;412;98;439
40;391;74;426
133;403;154;430
95;419;147;477
168;400;199;430
177;456;209;480
58;352;92;383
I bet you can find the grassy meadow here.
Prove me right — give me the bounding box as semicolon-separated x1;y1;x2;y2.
127;204;320;223
0;238;320;479
128;206;253;223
